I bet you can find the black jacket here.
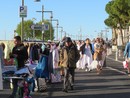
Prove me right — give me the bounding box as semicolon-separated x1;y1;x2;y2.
80;43;93;55
10;44;28;69
40;48;50;56
31;45;39;61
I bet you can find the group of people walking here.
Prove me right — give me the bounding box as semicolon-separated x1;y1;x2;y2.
0;35;108;98
76;37;107;74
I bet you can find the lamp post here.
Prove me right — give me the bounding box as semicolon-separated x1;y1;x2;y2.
51;19;59;40
32;18;37;39
59;27;63;40
65;32;70;37
36;6;54;41
101;29;109;41
105;27;109;41
21;0;24;41
43;11;53;40
50;12;53;41
64;31;67;37
54;26;63;40
20;0;43;41
36;5;44;41
61;31;66;37
100;30;104;39
14;30;16;38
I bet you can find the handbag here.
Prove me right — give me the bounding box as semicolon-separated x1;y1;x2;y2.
35;56;48;78
88;60;99;70
37;78;47;92
123;61;128;69
51;70;61;83
35;56;47;92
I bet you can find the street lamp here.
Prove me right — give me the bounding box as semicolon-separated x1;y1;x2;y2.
32;18;37;39
14;30;17;38
105;27;109;41
100;30;104;39
43;11;53;40
58;27;63;40
51;19;59;40
36;5;44;41
101;28;109;41
65;32;70;37
36;5;54;41
20;0;42;41
61;31;66;37
53;26;63;40
21;0;24;41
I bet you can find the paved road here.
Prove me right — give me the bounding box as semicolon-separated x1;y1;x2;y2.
1;55;130;98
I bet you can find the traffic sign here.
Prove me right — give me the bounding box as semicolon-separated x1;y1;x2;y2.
31;24;42;30
44;24;49;31
30;24;35;30
31;24;49;31
19;6;27;17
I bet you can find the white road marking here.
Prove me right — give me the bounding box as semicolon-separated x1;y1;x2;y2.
106;67;127;75
106;56;123;63
106;57;127;75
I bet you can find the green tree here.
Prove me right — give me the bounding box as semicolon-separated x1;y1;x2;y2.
16;19;54;41
112;0;130;27
16;20;33;39
105;0;130;45
35;20;54;41
104;16;118;45
105;1;118;45
113;0;130;44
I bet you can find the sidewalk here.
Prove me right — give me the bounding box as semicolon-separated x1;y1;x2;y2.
107;51;125;62
106;51;127;75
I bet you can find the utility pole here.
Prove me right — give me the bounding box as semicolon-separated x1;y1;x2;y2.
65;32;67;37
57;26;63;40
50;14;53;40
32;18;36;39
36;5;44;41
44;11;53;40
21;0;24;41
105;27;109;41
60;27;63;40
51;19;59;40
79;26;82;40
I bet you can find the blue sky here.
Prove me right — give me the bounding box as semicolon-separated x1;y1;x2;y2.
0;0;111;40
